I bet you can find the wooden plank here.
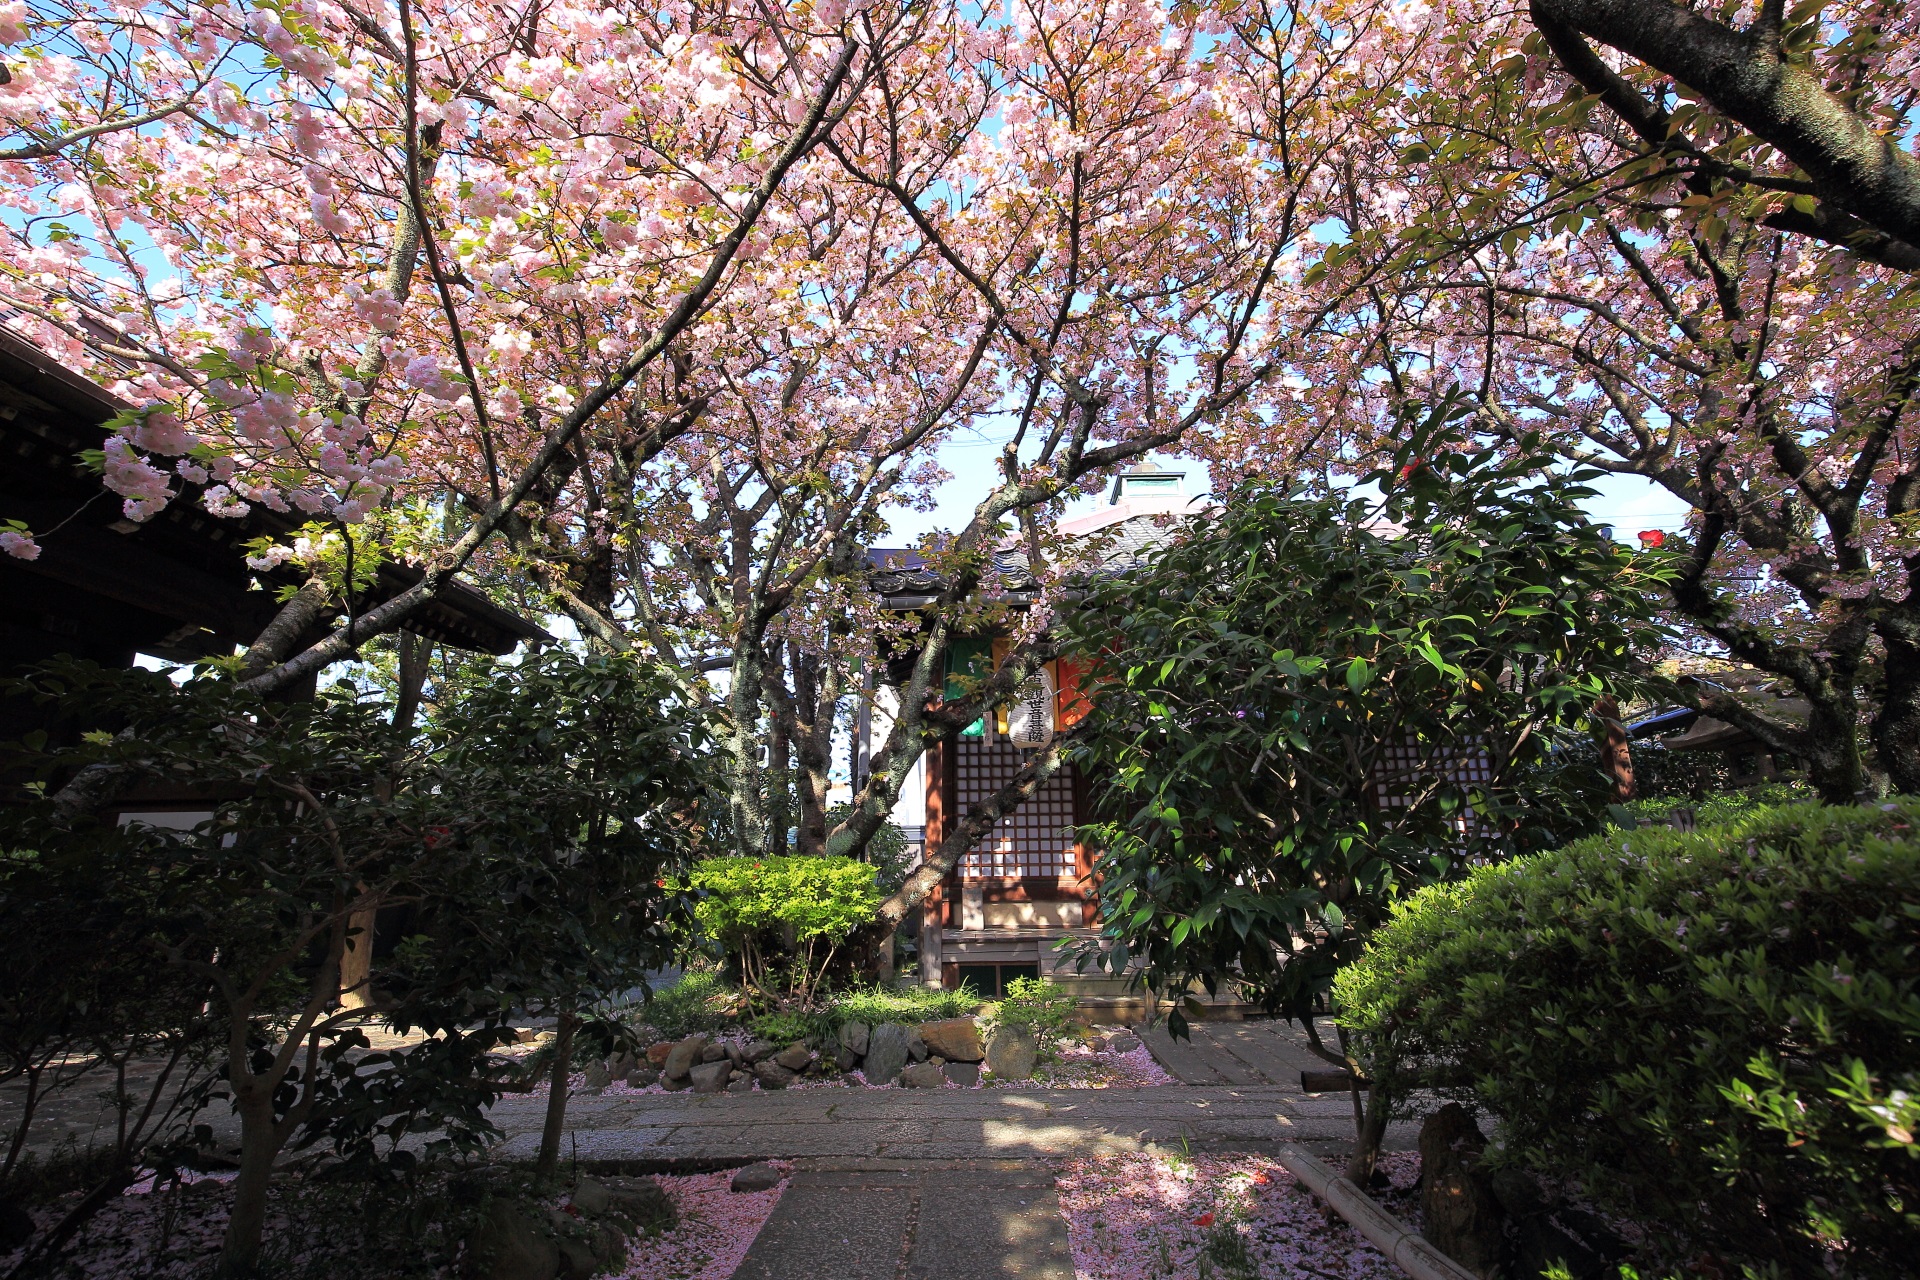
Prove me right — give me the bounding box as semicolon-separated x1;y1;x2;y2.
1137;1024;1227;1085
1301;1070;1372;1093
1202;1022;1321;1087
1188;1025;1264;1086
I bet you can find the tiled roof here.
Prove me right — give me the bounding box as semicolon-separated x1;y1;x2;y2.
865;501;1201;601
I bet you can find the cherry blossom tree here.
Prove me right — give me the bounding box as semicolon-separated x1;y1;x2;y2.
467;0;1430;893
829;0;1438;919
0;0;889;717
1524;0;1920;269
1280;0;1920;799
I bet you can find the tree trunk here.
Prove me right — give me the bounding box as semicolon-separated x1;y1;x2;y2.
1342;1075;1393;1186
790;646;833;857
1876;612;1920;795
727;640;772;857
1595;696;1634;800
536;1010;577;1176
1799;688;1867;804
218;1094;282;1276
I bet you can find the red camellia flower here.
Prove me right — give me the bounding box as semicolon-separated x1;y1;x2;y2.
1250;1173;1270;1186
422;825;451;849
1194;1212;1215;1227
1637;529;1666;548
1397;456;1425;481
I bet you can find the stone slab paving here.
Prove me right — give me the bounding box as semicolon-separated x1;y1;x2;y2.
1139;1017;1350;1088
731;1160;1073;1280
483;1083;1417;1164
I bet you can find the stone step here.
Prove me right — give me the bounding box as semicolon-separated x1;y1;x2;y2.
732;1159;1074;1280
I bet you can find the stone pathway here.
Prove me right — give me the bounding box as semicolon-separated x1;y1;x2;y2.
1139;1017;1348;1088
483;1082;1414;1165
731;1159;1073;1280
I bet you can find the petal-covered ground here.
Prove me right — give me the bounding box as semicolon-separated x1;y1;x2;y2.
2;1164;787;1280
1056;1151;1422;1280
611;1163;789;1280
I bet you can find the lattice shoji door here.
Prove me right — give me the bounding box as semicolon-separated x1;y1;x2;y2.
955;735;1077;878
1371;735;1496;836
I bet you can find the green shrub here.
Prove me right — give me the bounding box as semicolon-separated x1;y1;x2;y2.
1336;800;1920;1277
1616;779;1816;831
748;985;981;1046
992;977;1075;1043
748;1011;814;1045
682;855;879;1002
640;969;740;1039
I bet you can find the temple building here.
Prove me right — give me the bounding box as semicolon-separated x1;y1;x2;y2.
856;465;1200;998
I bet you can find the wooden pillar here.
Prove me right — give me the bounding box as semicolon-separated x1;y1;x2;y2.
1070;762;1100;927
1596;696;1635;801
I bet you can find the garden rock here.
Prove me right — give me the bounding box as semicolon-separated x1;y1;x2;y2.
551;1215;624;1280
0;1200;30;1252
689;1060;732;1094
730;1162;784;1193
773;1042;812;1072
624;1067;659;1088
663;1034;707;1081
899;1061;947;1088
465;1200;560;1280
943;1062;980;1087
1106;1031;1141;1053
723;1041;744;1068
571;1177;613;1216
838;1021;870;1056
863;1022;912;1085
581;1061;611;1092
834;1044;860;1072
743;1038;777;1063
602;1177;677;1233
906;1027;929;1062
1419;1103;1504;1279
917;1016;984;1062
699;1042;726;1064
606;1051;634;1076
753;1060;796;1089
985;1026;1037;1080
645;1041;674;1067
727;1076;753;1093
661;1074;690;1091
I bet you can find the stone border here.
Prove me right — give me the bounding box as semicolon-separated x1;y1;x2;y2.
1275;1148;1476;1280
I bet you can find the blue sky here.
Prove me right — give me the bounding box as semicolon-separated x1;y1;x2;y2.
883;431;1696;546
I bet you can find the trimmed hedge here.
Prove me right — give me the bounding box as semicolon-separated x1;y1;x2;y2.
1336;801;1920;1277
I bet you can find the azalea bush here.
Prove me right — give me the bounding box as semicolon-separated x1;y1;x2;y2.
683;855;880;1003
1337;800;1920;1278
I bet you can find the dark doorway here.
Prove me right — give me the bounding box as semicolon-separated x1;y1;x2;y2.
954;963;1040;998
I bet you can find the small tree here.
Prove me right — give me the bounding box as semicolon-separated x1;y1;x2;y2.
684;855;880;1005
390;647;716;1174
1062;405;1670;1177
0;649;715;1271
